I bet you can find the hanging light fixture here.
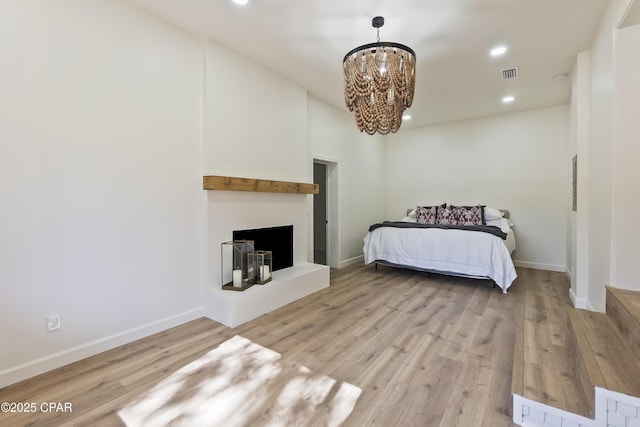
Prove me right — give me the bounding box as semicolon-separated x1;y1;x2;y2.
343;16;416;135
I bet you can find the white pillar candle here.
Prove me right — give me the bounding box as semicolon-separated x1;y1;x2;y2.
232;269;242;287
260;265;271;282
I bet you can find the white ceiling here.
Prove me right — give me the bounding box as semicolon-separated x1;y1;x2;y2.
126;0;609;130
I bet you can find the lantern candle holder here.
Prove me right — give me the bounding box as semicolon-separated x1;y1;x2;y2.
221;240;256;291
255;250;272;285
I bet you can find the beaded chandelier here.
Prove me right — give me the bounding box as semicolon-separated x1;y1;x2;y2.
343;16;416;135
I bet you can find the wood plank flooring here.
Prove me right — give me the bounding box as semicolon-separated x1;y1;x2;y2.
517;268;590;417
0;263;569;427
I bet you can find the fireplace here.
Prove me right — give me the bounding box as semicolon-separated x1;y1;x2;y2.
233;225;293;272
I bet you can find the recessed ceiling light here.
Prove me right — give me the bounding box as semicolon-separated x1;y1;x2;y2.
233;0;248;5
490;46;507;57
502;95;515;104
403;115;411;121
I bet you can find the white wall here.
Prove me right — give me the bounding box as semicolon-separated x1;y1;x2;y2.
8;0;633;388
611;23;640;293
201;40;309;260
0;1;389;383
0;0;204;387
203;43;308;183
583;0;634;311
201;41;320;324
568;52;591;309
566;0;639;311
386;106;569;271
307;96;387;265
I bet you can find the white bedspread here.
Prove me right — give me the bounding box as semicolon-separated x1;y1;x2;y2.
363;226;517;292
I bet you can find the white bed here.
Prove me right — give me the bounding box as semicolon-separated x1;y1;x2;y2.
363;208;517;293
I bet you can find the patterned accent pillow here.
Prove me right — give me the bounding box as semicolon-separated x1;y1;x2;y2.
436;207;458;225
451;205;485;226
415;203;446;224
415;205;437;224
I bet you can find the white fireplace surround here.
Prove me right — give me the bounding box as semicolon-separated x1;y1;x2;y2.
204;190;330;327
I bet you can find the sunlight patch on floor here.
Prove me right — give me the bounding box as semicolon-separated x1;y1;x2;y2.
118;335;361;427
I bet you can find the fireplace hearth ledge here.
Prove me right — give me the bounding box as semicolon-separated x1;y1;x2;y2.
206;262;329;328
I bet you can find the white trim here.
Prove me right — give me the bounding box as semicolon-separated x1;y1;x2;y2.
513;388;640;426
340;255;364;268
596;387;640;426
514;260;566;272
309;155;340;269
595;387;608;427
513;393;595;427
566;266;575;283
0;307;205;388
597;386;640;408
513;393;525;425
570;287;592;310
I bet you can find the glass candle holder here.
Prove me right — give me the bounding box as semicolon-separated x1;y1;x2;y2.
255;250;272;285
221;240;255;290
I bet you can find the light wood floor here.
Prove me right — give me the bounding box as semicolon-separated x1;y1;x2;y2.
512;267;588;416
0;263;569;427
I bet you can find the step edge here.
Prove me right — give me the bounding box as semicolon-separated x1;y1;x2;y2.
606;287;640;356
574;308;640;397
606;285;640;326
568;309;607;388
567;308;599;418
511;300;525;396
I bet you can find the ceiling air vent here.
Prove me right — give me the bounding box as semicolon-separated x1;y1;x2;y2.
501;67;519;80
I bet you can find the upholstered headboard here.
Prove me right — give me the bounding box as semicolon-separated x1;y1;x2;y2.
406;208;510;219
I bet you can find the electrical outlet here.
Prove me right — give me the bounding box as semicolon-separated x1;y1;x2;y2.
46;313;61;333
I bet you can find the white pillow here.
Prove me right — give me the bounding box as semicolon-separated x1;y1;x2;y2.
486;217;513;233
407;209;417;218
484;207;504;220
401;216;417;223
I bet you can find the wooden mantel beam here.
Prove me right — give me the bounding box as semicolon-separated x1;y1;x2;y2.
203;175;319;195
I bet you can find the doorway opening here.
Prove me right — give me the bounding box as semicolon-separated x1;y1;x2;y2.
312;159;338;268
313;162;327;265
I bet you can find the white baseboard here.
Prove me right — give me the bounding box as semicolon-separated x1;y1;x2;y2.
569;287;578;306
569;288;592;310
340;255;364;268
566;266;575;283
513;260;566;272
0;307;205;388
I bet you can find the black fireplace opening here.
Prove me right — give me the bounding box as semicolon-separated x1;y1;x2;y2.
233;225;293;272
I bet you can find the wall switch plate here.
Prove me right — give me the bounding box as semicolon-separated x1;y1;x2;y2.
46;313;61;333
